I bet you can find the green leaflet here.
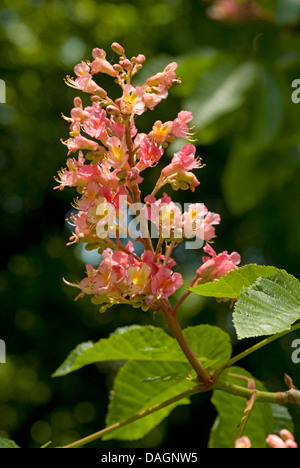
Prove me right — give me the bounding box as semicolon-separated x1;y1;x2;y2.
103;360;194;441
53;324;231;376
223;69;283;215
0;437;20;448
233;271;300;339
271;404;294;436
275;0;300;25
184;60;258;133
190;264;279;299
54;325;232;441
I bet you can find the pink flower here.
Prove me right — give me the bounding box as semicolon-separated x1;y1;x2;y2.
234;437;251;448
145;62;179;90
151;120;173;144
127;263;152;294
91;57;118;77
105;136;129;169
162;144;201;178
207;0;270;23
266;430;298;449
74;61;90;77
172;111;193;138
146;194;183;240
151;268;183;299
196;243;241;282
63;135;100;155
280;430;296;443
183;204;220;241
266;435;289;449
136;138;163;171
142;86;168;110
119;84;145;116
66;73;107;97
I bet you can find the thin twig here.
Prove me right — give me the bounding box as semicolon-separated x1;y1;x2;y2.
62;385;205;448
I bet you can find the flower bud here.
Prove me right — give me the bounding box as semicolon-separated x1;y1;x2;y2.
116;170;127;180
266;435;287;448
120;59;132;70
113;64;123;72
285;440;298;448
106;105;121;116
280;430;295;442
234;437;251;448
136;54;146;64
94;87;107;99
127;167;140;182
74;97;82;108
92;48;106;59
111;42;125;55
90;95;103;102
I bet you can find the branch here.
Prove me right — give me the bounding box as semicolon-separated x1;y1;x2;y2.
234;375;257;441
216;321;300;377
62;385;205;448
214;379;300;406
61;377;300;449
160;301;212;384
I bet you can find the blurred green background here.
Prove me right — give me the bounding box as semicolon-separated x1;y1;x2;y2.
1;0;300;448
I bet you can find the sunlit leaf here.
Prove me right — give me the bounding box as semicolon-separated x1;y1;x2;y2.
0;437;20;448
54;325;232;376
233;271;300;339
103;360;194;441
190;264;279;299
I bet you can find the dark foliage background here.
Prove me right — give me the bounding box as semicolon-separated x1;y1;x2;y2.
1;0;300;448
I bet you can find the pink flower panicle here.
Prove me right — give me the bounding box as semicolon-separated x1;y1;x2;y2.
56;43;241;314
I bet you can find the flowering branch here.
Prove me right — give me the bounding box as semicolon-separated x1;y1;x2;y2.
56;42;243;382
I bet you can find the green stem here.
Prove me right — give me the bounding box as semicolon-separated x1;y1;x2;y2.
234;378;257;441
173;275;202;314
215;379;300;406
61;378;300;449
217;321;300;375
215;380;279;404
62;385;205;448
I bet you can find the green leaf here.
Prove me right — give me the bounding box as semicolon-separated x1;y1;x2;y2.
190;264;279;299
209;367;273;448
223;69;283;215
54;325;231;376
174;48;220;98
233;271;300;339
184;60;258;133
53;326;176;377
275;0;300;25
271;404;294;435
54;325;232;441
103;360;194;441
247;70;283;151
183;325;232;371
0;437;20;448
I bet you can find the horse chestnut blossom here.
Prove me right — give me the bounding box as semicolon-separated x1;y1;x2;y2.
266;430;298;449
56;43;241;316
235;430;298;449
196;243;241;283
